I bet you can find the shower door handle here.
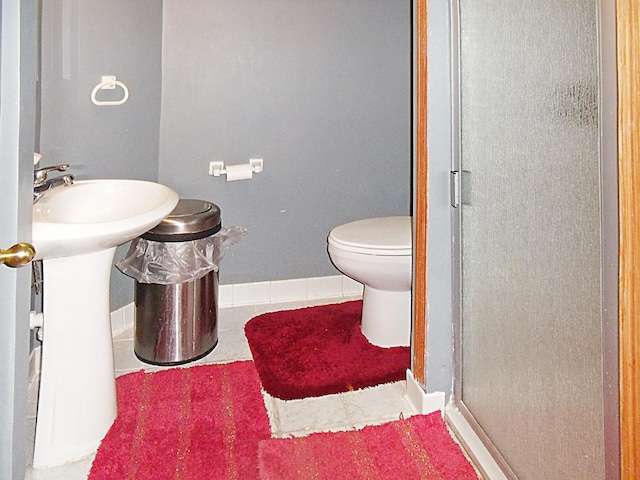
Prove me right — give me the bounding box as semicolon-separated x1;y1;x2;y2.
451;170;471;208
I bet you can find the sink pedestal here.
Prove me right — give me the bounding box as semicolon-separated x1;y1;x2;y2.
33;247;118;468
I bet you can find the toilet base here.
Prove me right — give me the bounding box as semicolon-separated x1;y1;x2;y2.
361;287;411;347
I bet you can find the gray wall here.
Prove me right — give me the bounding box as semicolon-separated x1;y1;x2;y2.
38;0;411;308
39;0;162;180
159;0;411;285
39;0;163;308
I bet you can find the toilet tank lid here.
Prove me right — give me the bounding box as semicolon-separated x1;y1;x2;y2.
328;216;411;253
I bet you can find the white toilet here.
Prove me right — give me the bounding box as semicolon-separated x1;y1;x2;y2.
327;216;412;348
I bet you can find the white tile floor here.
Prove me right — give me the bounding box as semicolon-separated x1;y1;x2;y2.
25;297;414;480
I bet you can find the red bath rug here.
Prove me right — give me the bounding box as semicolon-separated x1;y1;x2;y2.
244;300;410;400
258;412;480;479
89;361;271;480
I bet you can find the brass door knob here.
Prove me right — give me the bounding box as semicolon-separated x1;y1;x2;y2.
0;243;36;268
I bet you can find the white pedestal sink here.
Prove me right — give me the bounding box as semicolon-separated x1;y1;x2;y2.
31;179;179;468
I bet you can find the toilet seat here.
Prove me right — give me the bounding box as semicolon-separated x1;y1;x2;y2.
328;216;411;256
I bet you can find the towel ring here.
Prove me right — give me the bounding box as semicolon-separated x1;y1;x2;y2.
91;76;129;106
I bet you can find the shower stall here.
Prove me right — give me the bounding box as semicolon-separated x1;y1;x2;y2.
447;0;618;478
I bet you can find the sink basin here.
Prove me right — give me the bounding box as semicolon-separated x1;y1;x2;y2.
32;179;179;260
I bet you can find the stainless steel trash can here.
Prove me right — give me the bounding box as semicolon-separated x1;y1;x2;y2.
134;199;221;365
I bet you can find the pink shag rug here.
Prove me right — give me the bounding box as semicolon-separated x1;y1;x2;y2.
89;361;271;480
258;412;479;480
244;300;410;400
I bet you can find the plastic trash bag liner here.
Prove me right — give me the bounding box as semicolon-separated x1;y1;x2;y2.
116;226;247;284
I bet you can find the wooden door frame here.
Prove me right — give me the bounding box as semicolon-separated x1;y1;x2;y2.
412;0;428;387
616;0;639;477
413;0;637;476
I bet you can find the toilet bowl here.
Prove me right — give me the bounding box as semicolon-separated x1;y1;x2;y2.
327;216;412;347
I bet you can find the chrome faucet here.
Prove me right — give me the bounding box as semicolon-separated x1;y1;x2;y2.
33;164;74;203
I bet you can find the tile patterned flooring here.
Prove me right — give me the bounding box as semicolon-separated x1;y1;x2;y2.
25;297;414;479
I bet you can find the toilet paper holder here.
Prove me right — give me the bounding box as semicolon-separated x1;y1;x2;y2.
208;158;263;181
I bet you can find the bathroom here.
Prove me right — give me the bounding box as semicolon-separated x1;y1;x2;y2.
1;0;636;478
35;0;417;473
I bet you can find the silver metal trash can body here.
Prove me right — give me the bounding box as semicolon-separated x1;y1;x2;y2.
135;270;218;365
134;199;221;365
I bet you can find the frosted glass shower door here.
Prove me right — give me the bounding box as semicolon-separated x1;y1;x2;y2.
456;0;605;478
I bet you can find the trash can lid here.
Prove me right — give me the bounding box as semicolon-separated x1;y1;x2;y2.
142;199;222;242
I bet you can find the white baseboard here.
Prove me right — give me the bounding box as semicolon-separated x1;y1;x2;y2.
404;369;446;414
444;402;509;480
218;274;363;307
110;302;136;337
110;274;363;336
